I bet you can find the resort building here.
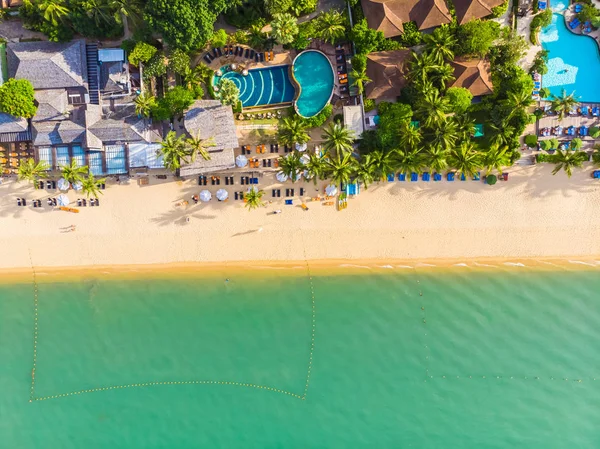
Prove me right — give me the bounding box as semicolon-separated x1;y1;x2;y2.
364;50;412;102
449;58;494;97
361;0;452;37
178;100;238;176
453;0;505;24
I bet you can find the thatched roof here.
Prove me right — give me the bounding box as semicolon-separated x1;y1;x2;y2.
453;0;504;24
365;50;412;101
7;40;88;90
361;0;452;38
449;58;494;96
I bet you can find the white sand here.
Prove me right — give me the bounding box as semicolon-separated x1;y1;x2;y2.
1;164;600;270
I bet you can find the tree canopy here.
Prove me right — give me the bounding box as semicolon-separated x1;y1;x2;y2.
0;79;37;118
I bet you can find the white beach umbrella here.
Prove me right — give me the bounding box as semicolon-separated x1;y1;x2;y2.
325;184;338;196
300;154;310;165
216;189;228;201
303;169;312;180
276;171;288;182
57;193;70;206
235;154;248;168
231;63;238;70
72;180;83;191
57;178;70;191
199;190;212;202
296;169;303;180
295;142;307;152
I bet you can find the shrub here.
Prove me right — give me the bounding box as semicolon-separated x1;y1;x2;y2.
128;42;157;66
0;78;37;118
143;53;167;79
536;153;549;163
299;104;333;128
491;1;508;17
445;87;473;114
167;49;191;75
211;29;228;48
455;20;500;57
578;4;600;22
363;98;376;113
524;134;538;148
589;126;600;138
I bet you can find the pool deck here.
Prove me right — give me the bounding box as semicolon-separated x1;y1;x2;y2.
563;4;600;46
201;45;294;72
537;101;600;149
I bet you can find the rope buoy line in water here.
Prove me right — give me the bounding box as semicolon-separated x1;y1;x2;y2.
299;229;317;401
28;250;39;403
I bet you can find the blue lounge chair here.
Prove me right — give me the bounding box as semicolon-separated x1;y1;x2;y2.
460;173;466;181
447;172;455;181
581;106;589;115
584;21;592;33
473;172;480;181
285;199;293;205
410;172;418;182
593;170;600;179
580;126;588;136
387;173;395;182
433;173;442;181
534;82;541;89
539;1;547;9
593;107;600;116
422;172;430;181
398;173;406;181
575;4;583;12
569;18;580;29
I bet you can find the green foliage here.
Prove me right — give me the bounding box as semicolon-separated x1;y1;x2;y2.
218;78;240;106
589;126;600;138
264;0;293;15
152;86;195;120
529;50;549;75
377;102;413;149
549;149;587;177
489;27;528;67
144;0;229;51
578;4;600;22
143;53;167;80
350;19;402;54
397;21;422;47
244;187;265;210
0;78;37;118
121;39;137;54
455;19;500;56
536;153;549;163
129;42;157;66
289;0;318;16
315;10;346;44
231;29;249;44
445;87;472;114
532;9;552;28
18;158;49;186
363;98;376;113
298;104;333;128
60;159;88;184
211;28;228;48
271;13;298;45
167;49;191;75
524;134;538;148
223;0;265;29
491;0;508;17
278;116;310;145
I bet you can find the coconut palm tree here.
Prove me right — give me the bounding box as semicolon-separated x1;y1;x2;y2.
135;93;157;119
17;158;49;187
80;172;106;199
369;150;397;180
489;120;516;147
277;152;304;182
218;78;240;107
84;0;113;28
355;154;377;188
322;122;355;155
549;149;587;177
39;0;69;25
415;89;448;127
271;13;298;45
316;10;346;44
432;63;455;90
505;89;534;112
185;134;214;162
248;24;267;50
108;0;142;29
423;25;456;64
408;52;440;88
448;142;482;178
244;187;265;210
483;144;512;174
158;131;191;172
60;159;89;184
550;89;580;120
424;146;448;172
350;68;371;96
395;149;424;175
426;117;458;151
325;148;357;185
453;114;476;140
304;152;328;184
278;117;310;146
399;121;422;150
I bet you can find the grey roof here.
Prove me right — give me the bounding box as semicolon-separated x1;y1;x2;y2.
179;148;236;176
183;100;239;152
32;118;86;146
7;40;88;90
33;89;69;121
0;112;29;133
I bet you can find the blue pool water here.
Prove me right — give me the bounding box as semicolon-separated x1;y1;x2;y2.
540;10;600;102
293;50;334;118
215;65;295;108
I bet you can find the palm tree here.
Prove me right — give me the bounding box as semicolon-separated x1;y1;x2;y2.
505;89;534;112
483;145;512;174
448;142;482;178
316;10;346;44
61;159;89;184
550;89;580;120
416;90;448;127
39;0;69;25
218;78;240;107
158;131;191;172
424;146;448;172
108;0;142;28
185;133;214;162
322;122;355;155
426;117;458;151
423;25;456;63
395;149;424;175
271;13;298;45
325;148;357;185
248;24;267;50
84;0;113;28
304;152;328;184
355;154;377;188
244;187;265;210
277;152;304;182
453;114;476;140
370;150;397;180
135;93;156;119
350;68;371;96
278;117;310;146
80;173;106;199
592;144;600;166
432;63;455;90
399;121;422;150
17;158;49;187
489;120;516;147
549;149;587;177
408;52;440;88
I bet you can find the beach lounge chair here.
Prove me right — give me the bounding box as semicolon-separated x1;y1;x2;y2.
575;4;583;12
569;18;580;29
460;173;466;181
398;173;406;181
433;173;442;181
300;188;304;196
252;177;259;184
593;170;600;179
285;199;293;205
250;49;255;59
580;126;588;136
539;1;547;9
593;107;600;116
502;173;509;181
211;48;218;58
410;172;418;182
473;172;480;181
422;172;430;181
584;21;592;33
259;53;264;62
447;172;455;181
244;48;250;58
387;173;395;182
203;54;212;64
581;106;589;115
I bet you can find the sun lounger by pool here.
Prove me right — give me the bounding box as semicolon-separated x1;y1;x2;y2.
569;18;580;29
203;54;212;64
398;173;406;181
410;172;418;182
593;107;600;116
575;4;583;12
581;106;589;115
433;173;442;181
539;1;547;9
422;172;430;181
447;172;455;181
580;126;588;136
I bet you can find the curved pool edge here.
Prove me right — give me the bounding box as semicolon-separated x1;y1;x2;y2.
558;12;600;56
291;49;335;119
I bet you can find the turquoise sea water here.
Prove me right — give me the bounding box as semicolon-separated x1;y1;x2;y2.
2;268;600;448
293;50;334;118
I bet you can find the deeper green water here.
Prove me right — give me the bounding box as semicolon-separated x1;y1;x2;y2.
2;268;600;448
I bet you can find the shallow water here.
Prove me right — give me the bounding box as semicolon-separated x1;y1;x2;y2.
2;268;600;448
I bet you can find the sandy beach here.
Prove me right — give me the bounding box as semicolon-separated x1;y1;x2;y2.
1;164;600;271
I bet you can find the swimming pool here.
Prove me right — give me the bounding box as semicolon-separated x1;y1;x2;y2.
214;65;295;108
292;50;335;118
539;7;600;101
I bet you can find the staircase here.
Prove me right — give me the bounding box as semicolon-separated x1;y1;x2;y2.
86;44;100;105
